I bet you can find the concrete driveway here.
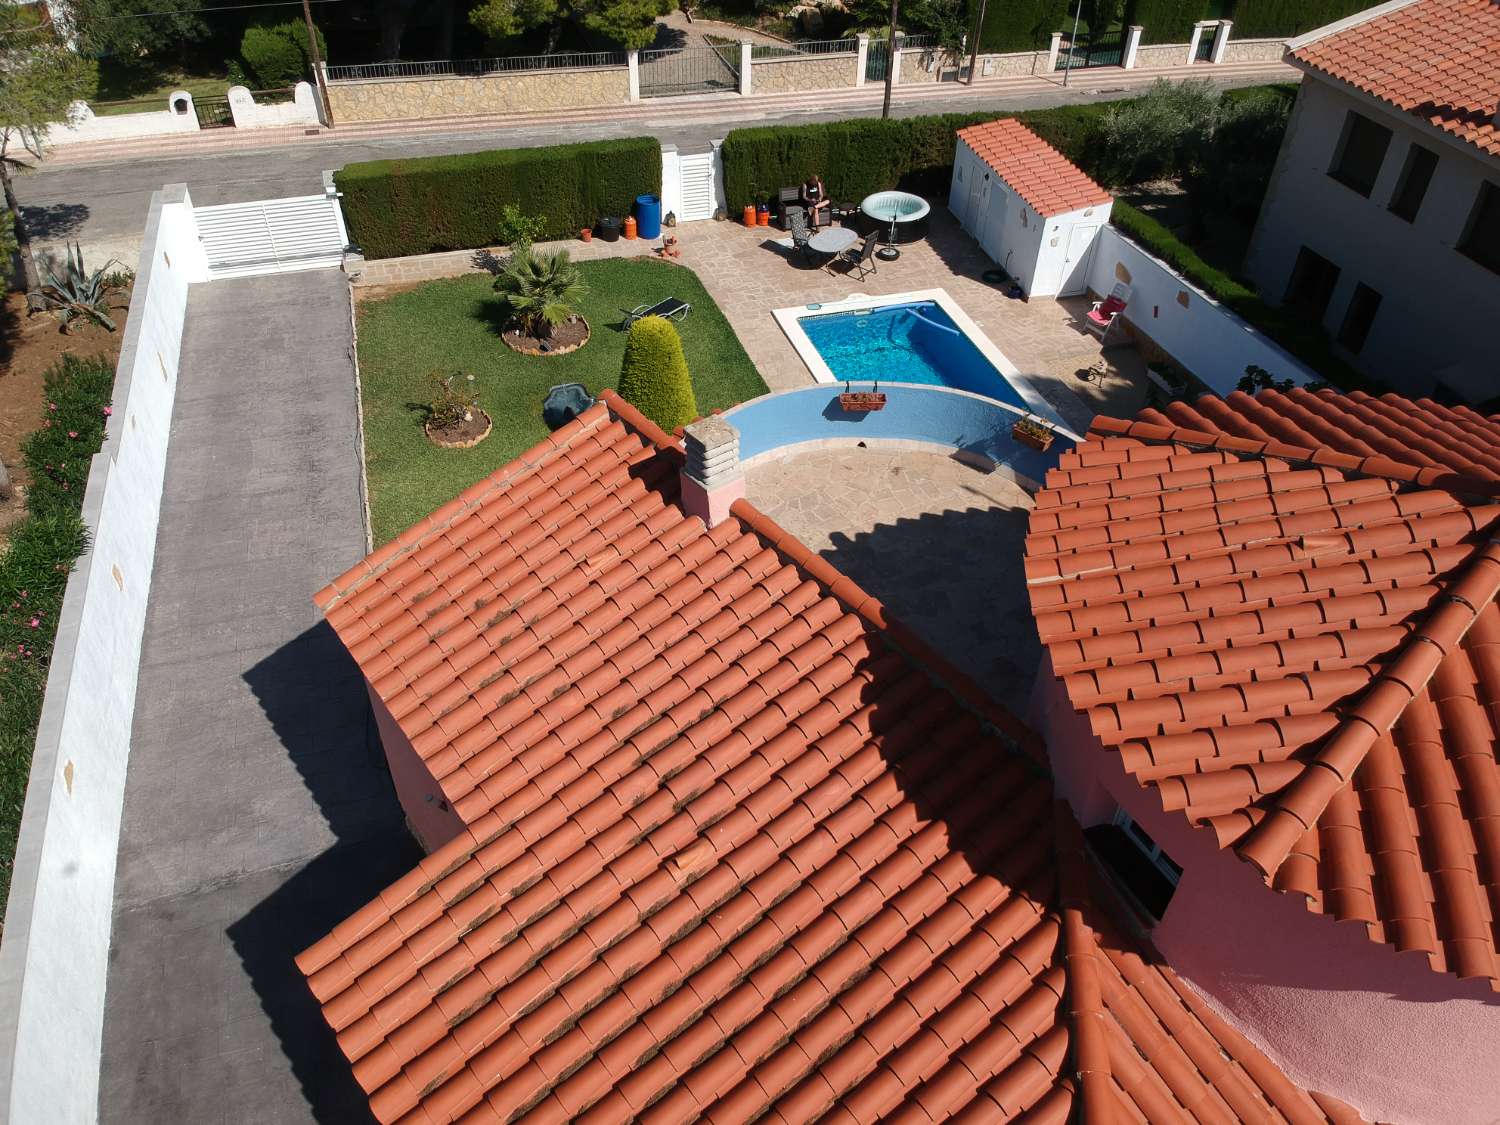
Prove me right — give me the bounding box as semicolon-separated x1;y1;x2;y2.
97;270;416;1123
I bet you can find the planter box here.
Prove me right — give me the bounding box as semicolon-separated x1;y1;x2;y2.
1012;419;1054;451
838;392;887;413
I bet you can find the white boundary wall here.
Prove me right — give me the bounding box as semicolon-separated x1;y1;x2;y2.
0;184;208;1125
227;82;322;129
1086;224;1318;394
45;93;201;146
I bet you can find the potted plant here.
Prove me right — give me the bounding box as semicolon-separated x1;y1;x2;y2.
423;372;491;449
1011;414;1055;452
837;382;886;412
493;245;590;356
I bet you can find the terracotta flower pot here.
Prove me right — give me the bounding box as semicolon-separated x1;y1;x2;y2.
580;227;592;242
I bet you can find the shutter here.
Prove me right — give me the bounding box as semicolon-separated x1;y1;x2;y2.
196;195;348;279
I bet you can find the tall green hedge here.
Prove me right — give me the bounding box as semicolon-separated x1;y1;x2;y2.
976;0;1071;53
1229;0;1376;39
721;104;1110;212
1125;0;1214;44
336;137;661;260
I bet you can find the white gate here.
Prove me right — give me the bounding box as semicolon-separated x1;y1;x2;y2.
677;151;722;222
195;192;348;279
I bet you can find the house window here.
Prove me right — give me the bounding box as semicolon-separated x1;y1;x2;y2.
1083;808;1182;923
1328;111;1392;197
1459;181;1500;276
1284;246;1342;320
1336;283;1382;353
1388;144;1438;222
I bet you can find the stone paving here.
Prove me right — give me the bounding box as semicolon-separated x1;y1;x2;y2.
352;209;1151;433
745;447;1039;714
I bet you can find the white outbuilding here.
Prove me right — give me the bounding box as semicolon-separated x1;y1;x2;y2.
949;118;1113;299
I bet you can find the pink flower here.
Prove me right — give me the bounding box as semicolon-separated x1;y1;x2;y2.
67;431;78;439
102;406;113;416
48;403;56;412
28;618;39;629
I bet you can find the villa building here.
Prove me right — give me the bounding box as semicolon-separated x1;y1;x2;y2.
1244;0;1500;403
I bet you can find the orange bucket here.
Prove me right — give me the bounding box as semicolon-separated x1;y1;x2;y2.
624;215;638;240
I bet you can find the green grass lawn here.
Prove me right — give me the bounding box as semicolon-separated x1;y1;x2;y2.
357;257;767;545
90;59;232;115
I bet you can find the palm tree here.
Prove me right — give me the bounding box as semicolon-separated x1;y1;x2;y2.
493;246;586;340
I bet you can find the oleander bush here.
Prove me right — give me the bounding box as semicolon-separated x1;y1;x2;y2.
0;354;115;906
336;137;661;259
617;316;698;432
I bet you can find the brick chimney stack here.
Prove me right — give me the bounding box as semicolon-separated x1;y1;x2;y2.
680;417;745;528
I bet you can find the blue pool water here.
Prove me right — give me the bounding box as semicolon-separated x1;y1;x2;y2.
799;301;1032;414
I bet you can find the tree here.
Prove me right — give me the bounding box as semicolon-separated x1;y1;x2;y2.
617;316;697;433
470;0;671;53
237;18;326;88
492;245;585;339
57;0;208;59
0;8;97;297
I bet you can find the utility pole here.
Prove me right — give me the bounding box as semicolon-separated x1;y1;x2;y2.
302;0;332;125
1062;0;1084;87
966;0;988;85
881;0;898;118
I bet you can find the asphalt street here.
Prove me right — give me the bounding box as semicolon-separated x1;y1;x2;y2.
12;72;1285;264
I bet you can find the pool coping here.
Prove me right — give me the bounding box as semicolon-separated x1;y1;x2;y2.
771;287;1065;428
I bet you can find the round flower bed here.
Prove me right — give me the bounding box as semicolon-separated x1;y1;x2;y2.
425;407;492;449
502;314;590;357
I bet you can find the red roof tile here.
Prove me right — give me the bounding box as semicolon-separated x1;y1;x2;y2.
301;392;1357;1123
956;118;1113;218
1027;400;1500;988
1291;0;1500;159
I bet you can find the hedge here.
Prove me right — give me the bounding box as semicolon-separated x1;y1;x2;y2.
976;0;1071;53
721;103;1111;212
0;354;115;908
1228;0;1377;39
336;137;661;260
1111;202;1366;389
1125;0;1215;44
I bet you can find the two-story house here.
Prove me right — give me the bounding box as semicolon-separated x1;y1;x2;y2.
1245;0;1499;404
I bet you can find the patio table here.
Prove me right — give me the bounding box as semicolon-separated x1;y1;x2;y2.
808;227;859;255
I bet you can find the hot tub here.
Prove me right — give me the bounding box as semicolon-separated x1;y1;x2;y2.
857;190;931;243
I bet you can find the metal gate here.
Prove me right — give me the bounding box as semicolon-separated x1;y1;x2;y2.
1195;27;1217;61
1055;30;1125;70
639;43;739;97
195;193;349;279
864;39;889;82
194;94;234;129
676;151;722;222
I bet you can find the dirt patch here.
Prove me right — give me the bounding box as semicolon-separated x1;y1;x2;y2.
0;288;129;541
352;280;433;304
425;408;493;449
500;315;590;357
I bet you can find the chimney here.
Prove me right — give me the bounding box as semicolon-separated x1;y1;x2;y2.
680;417;745;528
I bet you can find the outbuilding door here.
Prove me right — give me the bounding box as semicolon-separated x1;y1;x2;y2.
1056;222;1100;296
676;151;722;222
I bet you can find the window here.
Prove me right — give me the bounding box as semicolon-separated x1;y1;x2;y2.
1284;246;1342;320
1336;283;1383;353
1328;111;1392;197
1083;809;1182;923
1459;182;1500;276
1388;144;1438;222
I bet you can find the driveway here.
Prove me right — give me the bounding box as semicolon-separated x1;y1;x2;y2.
98;270;417;1123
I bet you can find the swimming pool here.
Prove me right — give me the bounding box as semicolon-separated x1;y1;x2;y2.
796;298;1037;415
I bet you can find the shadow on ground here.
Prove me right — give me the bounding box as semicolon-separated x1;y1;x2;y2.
21;201;90;243
231;623;420;1122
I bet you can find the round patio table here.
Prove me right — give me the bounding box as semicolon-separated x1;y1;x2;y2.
808;227;858;255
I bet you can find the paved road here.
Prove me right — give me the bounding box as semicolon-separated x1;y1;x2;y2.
13;72;1286;266
98;270;417;1123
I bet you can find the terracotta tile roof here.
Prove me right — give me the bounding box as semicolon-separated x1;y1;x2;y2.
1025;406;1500;988
1291;0;1500;159
1140;388;1500;493
956;118;1113;217
299;392;1357;1123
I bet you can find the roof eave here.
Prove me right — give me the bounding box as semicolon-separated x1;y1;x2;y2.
1286;0;1425;52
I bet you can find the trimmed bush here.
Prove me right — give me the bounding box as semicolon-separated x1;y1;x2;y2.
238;18;325;88
1124;0;1214;45
0;354;114;906
977;0;1071;53
1111;202;1366;389
336;137;661;260
1230;0;1376;39
618;316;698;432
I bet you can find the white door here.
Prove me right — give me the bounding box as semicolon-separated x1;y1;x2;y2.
969;173;991;252
981;186;1008;263
1056;221;1100;296
677;151;721;222
195;194;348;279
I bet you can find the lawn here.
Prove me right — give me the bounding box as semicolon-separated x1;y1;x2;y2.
90;59;232;116
357;256;767;545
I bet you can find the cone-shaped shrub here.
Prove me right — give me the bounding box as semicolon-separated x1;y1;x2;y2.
617;316;698;434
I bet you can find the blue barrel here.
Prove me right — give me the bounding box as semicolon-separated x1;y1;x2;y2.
635;193;662;240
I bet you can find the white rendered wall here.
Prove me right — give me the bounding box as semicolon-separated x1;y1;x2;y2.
0;185;208;1125
1087;224;1320;392
1245;75;1500;402
227;82;322;129
44;95;200;146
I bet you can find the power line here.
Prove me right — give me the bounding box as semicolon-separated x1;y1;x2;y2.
72;0;346;22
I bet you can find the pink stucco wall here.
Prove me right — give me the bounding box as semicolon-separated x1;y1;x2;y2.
1029;655;1500;1124
367;684;465;853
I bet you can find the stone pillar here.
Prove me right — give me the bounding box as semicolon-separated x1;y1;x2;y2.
740;41;753;95
1211;19;1232;64
627;49;640;101
1123;25;1143;69
680;418;745;529
855;33;869;88
890;33;904;87
1046;31;1063;73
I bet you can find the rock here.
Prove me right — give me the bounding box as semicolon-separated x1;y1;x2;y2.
800;6;824;32
0;458;11;502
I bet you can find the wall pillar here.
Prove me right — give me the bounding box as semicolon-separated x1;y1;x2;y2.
740;41;753;95
1211;19;1232;64
627;49;640;101
1186;21;1207;64
1123;24;1142;69
1046;31;1062;73
890;33;904;87
855;33;869;88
